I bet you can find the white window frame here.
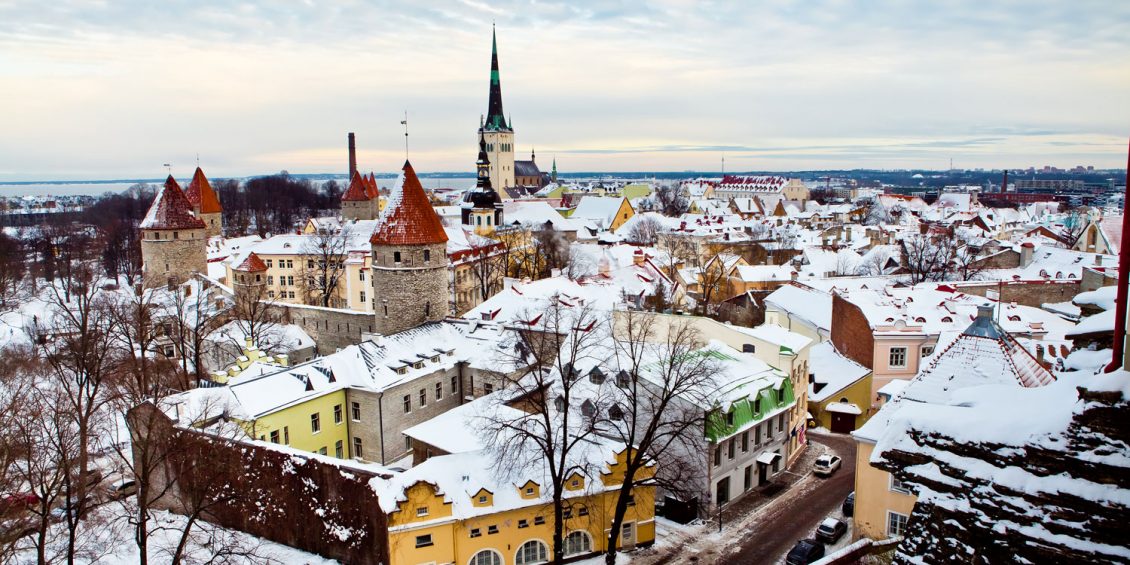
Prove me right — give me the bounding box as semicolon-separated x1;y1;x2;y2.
887;510;909;537
889;346;908;368
890;474;912;494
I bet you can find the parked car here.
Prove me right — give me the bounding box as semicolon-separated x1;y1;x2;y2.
785;539;825;565
0;493;40;517
842;491;855;517
49;496;93;523
82;469;103;489
813;454;842;476
105;479;137;500
816;517;848;544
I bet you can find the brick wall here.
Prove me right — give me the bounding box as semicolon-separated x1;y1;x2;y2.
831;293;875;369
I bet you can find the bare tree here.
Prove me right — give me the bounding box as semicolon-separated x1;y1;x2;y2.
626;215;661;246
600;311;718;564
950;241;987;281
300;228;352;308
0;229;27;311
654;184;690;217
164;281;228;384
901;233;953;284
481;301;605;564
229;283;281;357
465;236;507;307
694;253;732;316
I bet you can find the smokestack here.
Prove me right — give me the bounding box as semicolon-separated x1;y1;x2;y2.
348;132;357;179
1002;169;1008;193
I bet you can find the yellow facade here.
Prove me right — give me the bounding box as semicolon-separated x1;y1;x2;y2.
810;372;873;431
386;451;656;565
226;252;374;312
246;389;353;459
608;199;636;233
852;440;916;541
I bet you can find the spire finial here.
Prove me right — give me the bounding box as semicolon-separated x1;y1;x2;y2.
401;111;409;159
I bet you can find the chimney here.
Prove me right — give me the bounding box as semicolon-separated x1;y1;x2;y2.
348;132;357;179
1020;242;1035;267
976;304;994;320
633;248;645;267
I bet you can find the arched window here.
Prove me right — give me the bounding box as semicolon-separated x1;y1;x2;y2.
469;549;502;565
564;530;593;556
515;540;548;565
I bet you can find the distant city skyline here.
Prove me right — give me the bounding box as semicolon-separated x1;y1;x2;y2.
1;0;1127;181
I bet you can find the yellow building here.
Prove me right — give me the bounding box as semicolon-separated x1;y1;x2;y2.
377;447;655;565
852;439;916;541
807;342;873;433
570;196;635;233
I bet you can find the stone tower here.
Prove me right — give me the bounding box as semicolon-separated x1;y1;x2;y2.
140;175;208;288
184;167;224;238
341;171;379;221
231;251;268;308
461;131;504;236
370;161;449;335
479;25;515;193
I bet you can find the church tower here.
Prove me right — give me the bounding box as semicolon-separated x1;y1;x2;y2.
479;25;515;193
140;175;208;288
461;131;504;236
370;161;450;335
184;167;223;238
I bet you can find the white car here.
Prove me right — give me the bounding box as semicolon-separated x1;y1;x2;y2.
813;454;842;476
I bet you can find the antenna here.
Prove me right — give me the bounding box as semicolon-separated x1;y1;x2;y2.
721;152;725;176
196;153;200;167
400;111;409;159
163;163;172;175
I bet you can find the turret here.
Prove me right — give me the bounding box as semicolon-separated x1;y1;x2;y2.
140;175;208;288
184;167;223;238
461;131;504;235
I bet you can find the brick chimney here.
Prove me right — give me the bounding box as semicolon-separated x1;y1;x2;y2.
633;248;645;267
348;132;357;179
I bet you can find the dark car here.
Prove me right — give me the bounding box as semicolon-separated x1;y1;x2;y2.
785;539;825;565
842;491;855;517
816;517;848;544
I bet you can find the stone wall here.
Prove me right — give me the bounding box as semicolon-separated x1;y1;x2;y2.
141;228;207;288
200;211;223;239
343;199;377;222
281;303;375;353
127;403;390;565
948;280;1081;309
371;242;449;335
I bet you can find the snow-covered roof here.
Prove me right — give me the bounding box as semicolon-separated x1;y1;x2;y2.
809;342;871;403
401;393;527;455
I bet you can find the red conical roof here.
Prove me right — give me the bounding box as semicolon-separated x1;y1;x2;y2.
141;176;206;230
234;252;268;272
342;171;371;202
185;167;223;213
370;161;448;246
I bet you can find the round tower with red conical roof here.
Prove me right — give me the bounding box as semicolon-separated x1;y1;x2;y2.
185;167;224;238
140;175;208;288
370;161;449;335
231;251;269;309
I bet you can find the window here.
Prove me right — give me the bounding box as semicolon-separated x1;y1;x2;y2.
416;507;429;517
359;271;365;281
581;400;595;418
333;404;343;424
515;540;548;565
403;395;411;413
478;495;488;504
487;525;499;535
608;404;623;421
310;413;321;434
266;259;273;268
741;431;749;452
891;475;912;494
713;445;721;467
360;291;366;303
921;345;935;358
424;249;431;262
889;346;908;368
469;549;500;565
414;534;433;548
518;519;529;528
743;465;752;490
269;430;279;443
564;531;592;556
284;426;290;445
887;511;910;537
728;438;736;459
778;413;785;432
450;375;458;394
405;436;411;450
351;402;361;421
435;382;443;400
393;251;402;263
579;504;590;515
318;447;327;455
419;389;427;406
353;437;363;458
534;516;545;525
484;382;494;394
267;275;274;285
335;440;343;458
469;528;482;538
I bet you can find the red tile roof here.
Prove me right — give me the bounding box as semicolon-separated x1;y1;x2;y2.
370;161;448;246
365;173;379;199
141;176;206;230
234;252;268;272
185;167;223;213
342;171;372;202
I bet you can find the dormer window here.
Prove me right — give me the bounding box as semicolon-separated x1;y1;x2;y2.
416;507;428;517
478;495;488;504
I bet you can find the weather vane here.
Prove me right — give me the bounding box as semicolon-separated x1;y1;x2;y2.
401;111;409;159
163;163;172;175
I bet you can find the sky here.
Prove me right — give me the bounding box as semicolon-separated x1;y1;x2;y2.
1;0;1128;180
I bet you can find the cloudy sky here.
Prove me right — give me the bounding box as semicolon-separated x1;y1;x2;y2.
1;0;1127;180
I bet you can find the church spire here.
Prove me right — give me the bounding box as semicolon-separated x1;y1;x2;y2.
484;24;509;131
476;131;493;190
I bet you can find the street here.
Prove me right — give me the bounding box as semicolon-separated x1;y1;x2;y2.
636;431;856;565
